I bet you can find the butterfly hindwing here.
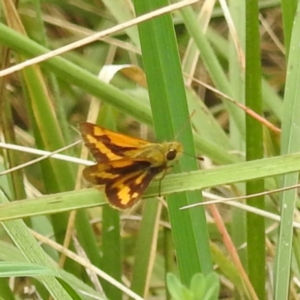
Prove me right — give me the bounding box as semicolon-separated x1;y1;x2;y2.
83;158;164;209
106;165;163;209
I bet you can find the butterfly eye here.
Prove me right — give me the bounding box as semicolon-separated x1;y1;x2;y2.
166;149;177;160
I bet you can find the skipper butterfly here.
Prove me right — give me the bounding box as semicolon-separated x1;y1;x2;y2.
80;122;183;209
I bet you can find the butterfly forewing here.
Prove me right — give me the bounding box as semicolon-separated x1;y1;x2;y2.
80;122;149;162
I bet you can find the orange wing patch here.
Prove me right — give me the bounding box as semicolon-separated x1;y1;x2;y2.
80;123;148;162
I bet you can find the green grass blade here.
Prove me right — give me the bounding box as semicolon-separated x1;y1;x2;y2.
0;23;152;125
179;5;244;136
280;0;297;52
133;0;212;284
101;206;122;300
131;201;161;296
274;2;300;299
3;152;300;222
245;1;265;298
0;192;73;300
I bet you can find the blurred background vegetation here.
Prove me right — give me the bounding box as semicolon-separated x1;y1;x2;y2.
0;0;300;299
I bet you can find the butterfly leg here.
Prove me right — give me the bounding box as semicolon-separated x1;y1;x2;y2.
157;166;173;197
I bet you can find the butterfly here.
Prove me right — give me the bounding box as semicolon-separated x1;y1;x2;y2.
80;122;183;209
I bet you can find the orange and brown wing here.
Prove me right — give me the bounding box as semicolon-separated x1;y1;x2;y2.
83;158;164;209
80;122;149;162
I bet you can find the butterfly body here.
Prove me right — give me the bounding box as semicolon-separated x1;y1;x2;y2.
80;122;182;209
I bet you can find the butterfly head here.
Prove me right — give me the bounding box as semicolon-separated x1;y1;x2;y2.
165;141;183;163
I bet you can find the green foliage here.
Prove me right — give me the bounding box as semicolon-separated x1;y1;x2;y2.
166;272;219;300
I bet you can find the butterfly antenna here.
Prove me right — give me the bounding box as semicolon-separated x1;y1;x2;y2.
183;151;204;161
158;167;173;197
174;109;196;140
